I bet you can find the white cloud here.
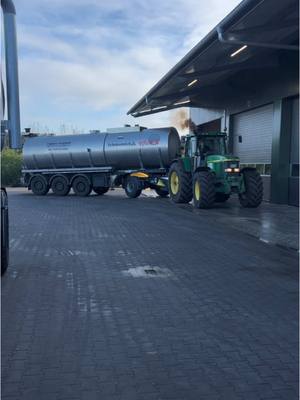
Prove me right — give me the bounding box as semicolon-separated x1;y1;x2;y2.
15;0;241;132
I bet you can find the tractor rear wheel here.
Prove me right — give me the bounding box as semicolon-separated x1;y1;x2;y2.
31;175;49;195
239;169;263;208
124;177;142;198
51;175;70;196
155;187;169;198
193;171;215;209
72;175;92;197
93;187;109;195
215;193;230;203
168;162;192;203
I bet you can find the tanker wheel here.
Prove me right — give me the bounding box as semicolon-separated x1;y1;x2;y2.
93;187;109;195
168;162;192;203
72;175;92;197
124;177;142;198
51;175;70;196
215;193;230;203
155;187;169;198
30;175;49;196
239;169;263;208
193;171;216;209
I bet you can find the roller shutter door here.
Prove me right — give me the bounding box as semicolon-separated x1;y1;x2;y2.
233;104;274;200
233;104;274;164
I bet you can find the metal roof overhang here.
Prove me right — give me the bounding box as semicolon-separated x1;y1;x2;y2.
128;0;299;118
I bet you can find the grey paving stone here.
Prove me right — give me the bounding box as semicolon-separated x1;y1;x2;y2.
1;188;299;400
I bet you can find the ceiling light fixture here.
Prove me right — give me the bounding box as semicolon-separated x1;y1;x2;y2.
152;106;168;111
173;99;191;106
187;79;198;87
230;45;247;57
139;108;152;114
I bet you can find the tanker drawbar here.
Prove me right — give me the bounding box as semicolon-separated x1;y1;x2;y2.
22;126;180;199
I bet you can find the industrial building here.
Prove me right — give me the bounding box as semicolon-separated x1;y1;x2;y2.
128;0;299;206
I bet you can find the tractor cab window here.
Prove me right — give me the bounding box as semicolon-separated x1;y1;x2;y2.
198;136;226;156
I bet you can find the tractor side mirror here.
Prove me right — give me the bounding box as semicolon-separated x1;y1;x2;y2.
238;135;243;143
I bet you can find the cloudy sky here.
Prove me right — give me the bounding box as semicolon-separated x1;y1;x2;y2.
13;0;240;134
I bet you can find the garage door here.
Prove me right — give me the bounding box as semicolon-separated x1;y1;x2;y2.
233;104;274;200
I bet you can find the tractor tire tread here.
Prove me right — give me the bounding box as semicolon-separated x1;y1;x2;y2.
239;170;263;208
169;162;192;203
193;171;215;209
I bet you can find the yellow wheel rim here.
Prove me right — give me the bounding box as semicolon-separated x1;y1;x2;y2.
194;180;201;201
170;171;179;195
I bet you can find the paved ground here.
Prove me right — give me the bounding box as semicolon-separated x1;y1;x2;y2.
2;188;299;400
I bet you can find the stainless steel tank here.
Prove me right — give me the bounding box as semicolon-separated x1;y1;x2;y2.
23;128;180;171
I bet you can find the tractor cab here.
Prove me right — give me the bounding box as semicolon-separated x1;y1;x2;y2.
185;131;227;159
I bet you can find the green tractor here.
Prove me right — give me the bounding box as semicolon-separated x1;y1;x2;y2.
168;131;263;209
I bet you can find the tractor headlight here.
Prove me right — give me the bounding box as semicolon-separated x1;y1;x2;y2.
225;167;240;173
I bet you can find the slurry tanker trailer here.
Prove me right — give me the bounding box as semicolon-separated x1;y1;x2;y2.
22;126;181;198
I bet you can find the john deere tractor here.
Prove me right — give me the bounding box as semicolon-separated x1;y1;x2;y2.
168;131;263;209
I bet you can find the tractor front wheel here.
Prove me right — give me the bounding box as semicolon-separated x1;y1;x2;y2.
193;171;215;209
168;162;192;203
239;169;263;208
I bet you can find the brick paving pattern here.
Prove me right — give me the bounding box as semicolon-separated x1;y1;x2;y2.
2;189;298;400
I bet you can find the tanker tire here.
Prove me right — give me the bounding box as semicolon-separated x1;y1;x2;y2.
168;162;192;203
1;189;9;275
193;171;215;209
155;187;169;198
215;193;230;203
51;175;70;196
239;169;263;208
124;177;142;198
72;175;92;197
30;175;49;196
93;187;109;195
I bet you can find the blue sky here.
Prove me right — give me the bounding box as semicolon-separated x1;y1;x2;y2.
14;0;240;134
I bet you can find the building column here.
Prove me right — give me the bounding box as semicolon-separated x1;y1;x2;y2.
270;99;292;204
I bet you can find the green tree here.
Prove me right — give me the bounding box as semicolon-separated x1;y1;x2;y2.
1;149;23;186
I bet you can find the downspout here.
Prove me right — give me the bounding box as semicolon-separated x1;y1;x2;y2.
1;0;21;149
